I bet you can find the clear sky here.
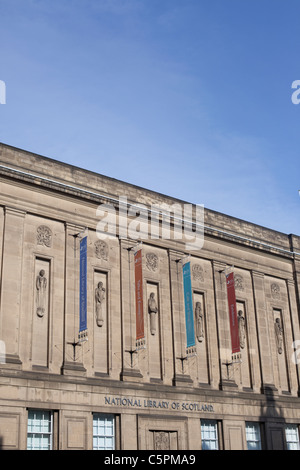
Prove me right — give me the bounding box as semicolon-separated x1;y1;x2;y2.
1;0;300;235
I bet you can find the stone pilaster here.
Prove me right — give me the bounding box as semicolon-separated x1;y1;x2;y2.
286;278;300;395
119;239;143;382
251;270;276;393
212;261;238;390
61;223;87;376
168;249;193;386
0;206;26;367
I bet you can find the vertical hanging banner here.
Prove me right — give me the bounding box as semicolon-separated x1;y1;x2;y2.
226;272;240;359
135;248;145;349
182;260;196;356
79;236;88;342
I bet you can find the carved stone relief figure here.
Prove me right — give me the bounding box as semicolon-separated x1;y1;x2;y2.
36;269;47;317
238;310;246;349
154;432;170;450
148;292;158;335
37;225;52;248
95;281;106;327
195;301;204;342
275;317;283;354
94;240;108;261
33;261;50;367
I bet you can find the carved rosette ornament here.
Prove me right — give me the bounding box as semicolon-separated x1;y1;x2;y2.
94;240;108;261
37;225;52;248
234;274;244;291
192;264;204;282
146;252;158;272
271;283;280;300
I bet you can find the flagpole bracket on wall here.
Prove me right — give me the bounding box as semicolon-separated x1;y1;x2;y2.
220;265;235;276
132;241;143;255
125;348;138;368
176;355;187;374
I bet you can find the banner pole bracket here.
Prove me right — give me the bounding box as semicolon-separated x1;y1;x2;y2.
125;348;137;368
219;265;235;276
67;340;81;362
176;355;188;373
222;359;233;380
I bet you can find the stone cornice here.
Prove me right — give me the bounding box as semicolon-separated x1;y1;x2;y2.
0;162;299;260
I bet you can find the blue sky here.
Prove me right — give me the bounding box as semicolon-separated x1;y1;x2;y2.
0;0;300;235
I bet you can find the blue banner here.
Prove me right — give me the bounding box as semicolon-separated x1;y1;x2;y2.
79;237;87;338
182;261;195;349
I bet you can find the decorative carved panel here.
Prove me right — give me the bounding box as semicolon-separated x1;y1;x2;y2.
192;264;204;282
37;225;52;247
146;252;158;272
153;431;178;450
94;240;108;261
271;283;280;300
154;431;170;450
234;274;244;291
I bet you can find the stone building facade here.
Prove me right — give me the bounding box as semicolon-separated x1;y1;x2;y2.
0;142;300;450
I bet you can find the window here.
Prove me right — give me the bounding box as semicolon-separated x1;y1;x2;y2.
285;425;300;450
93;414;115;450
201;420;219;450
27;410;53;450
245;422;262;450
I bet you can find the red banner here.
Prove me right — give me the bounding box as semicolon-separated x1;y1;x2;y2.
135;249;144;341
226;272;240;355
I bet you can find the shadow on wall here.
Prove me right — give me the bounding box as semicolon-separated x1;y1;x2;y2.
260;387;287;450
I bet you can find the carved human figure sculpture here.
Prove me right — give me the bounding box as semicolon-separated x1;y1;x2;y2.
275;317;283;354
95;281;106;327
36;269;47;318
195;302;204;342
148;292;158;335
238;310;246;349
